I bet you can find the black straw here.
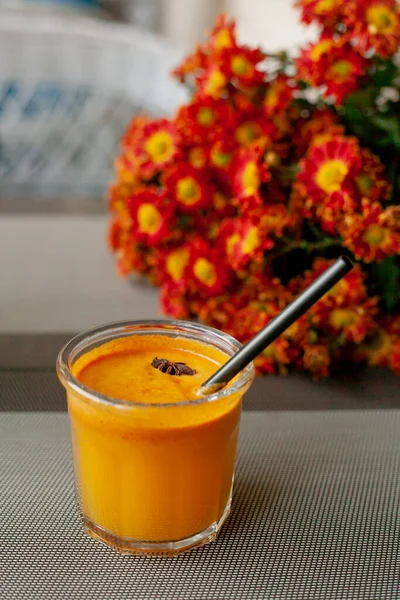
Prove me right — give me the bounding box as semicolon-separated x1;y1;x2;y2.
200;255;353;394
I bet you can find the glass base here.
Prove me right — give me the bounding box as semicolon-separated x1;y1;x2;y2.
82;497;232;557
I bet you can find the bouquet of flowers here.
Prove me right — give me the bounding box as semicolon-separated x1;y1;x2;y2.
108;1;400;378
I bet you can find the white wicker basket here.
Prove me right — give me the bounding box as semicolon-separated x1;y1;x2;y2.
0;8;186;200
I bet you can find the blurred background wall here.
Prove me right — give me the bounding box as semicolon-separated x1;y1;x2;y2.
103;0;317;52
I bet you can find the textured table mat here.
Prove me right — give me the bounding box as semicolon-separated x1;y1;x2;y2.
2;411;400;600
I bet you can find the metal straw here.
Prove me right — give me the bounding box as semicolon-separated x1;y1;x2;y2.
200;255;353;394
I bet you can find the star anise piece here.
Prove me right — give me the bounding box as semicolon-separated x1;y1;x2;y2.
152;357;196;376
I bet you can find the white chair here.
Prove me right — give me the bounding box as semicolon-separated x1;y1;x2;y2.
0;7;186;200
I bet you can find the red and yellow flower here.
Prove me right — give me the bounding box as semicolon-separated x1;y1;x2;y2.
197;65;228;99
220;217;274;270
263;75;296;116
312;299;377;343
160;282;191;319
292;107;345;157
172;45;208;84
233;146;271;205
353;149;391;203
296;38;367;104
344;0;400;58
209;138;234;172
298;136;361;204
208;14;237;52
340;199;400;262
157;245;191;286
176;97;235;144
302;344;331;379
187;242;229;294
132;119;180;178
295;0;346;28
128;189;174;246
222;46;266;87
163;164;213;213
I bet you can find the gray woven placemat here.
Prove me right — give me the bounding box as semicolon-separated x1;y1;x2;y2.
2;411;400;599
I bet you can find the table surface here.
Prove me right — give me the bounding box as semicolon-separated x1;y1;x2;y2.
2;206;400;599
3;410;400;600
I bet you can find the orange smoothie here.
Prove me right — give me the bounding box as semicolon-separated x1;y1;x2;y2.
64;330;250;553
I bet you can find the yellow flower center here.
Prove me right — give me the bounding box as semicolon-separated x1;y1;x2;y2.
363;224;387;245
329;60;354;81
214;192;228;210
226;232;241;256
315;159;349;193
242;161;260;196
242;227;261;255
176;176;201;206
196;107;215;127
188;147;207;168
166;248;189;281
211;147;232;168
329;308;358;329
137;203;162;235
235;122;262;145
231;55;252;76
205;69;227;97
310;39;333;61
193;258;217;287
144;131;174;164
214;29;233;50
315;0;336;14
356;174;374;195
367;5;397;34
264;85;280;110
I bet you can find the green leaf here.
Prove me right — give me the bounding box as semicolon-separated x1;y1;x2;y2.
342;86;380;111
372;60;398;88
370;115;400;148
372;256;400;313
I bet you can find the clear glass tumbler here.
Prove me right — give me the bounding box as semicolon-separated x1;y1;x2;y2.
56;320;254;556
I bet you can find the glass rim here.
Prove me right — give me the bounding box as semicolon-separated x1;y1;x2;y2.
56;319;255;409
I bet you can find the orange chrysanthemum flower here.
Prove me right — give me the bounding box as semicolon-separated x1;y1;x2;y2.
220;218;273;271
172;45;208;84
187;145;209;169
208;14;237;52
263;75;296;116
160;282;191;319
296;38;367;104
298;136;361;204
341;199;400;262
344;0;400;58
176;98;235;144
156;245;191;286
312;299;377;344
131;119;180;178
221;46;266;87
187;242;229;294
302;344;331;379
353;149;391;203
232;146;271;205
259;203;293;236
163;164;213;213
197;65;228;99
209;138;234;172
128;189;174;246
295;0;346;28
292;107;345;157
